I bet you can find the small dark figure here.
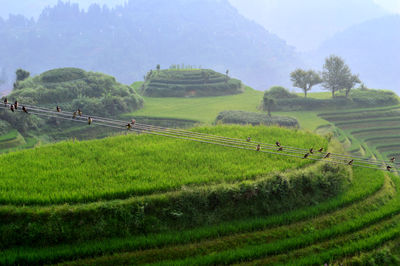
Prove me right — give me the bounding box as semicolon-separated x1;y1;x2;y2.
3;98;7;106
309;148;314;154
78;109;82;116
303;153;310;159
131;119;136;126
72;111;77;119
88;117;93;125
14;101;18;109
22;106;28;113
390;157;396;163
126;123;132;130
318;147;324;153
277;147;283;151
387;165;392;172
276;141;281;147
10;105;14;112
348;159;354;165
324;152;331;159
246;137;251;142
256;144;261;151
56;106;61;112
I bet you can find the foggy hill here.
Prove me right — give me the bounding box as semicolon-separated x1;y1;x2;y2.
228;0;388;51
311;15;400;93
0;0;300;92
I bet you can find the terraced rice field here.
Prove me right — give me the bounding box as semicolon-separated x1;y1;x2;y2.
319;105;400;161
0;130;39;153
2;167;397;265
2;117;400;264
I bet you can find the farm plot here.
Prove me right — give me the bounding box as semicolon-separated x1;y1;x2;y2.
319;108;400;161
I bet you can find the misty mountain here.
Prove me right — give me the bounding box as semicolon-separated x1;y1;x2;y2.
0;0;300;92
229;0;388;51
311;15;400;93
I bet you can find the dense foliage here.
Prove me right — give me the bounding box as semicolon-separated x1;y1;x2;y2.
140;69;243;97
215;110;299;127
263;87;398;111
6;68;143;116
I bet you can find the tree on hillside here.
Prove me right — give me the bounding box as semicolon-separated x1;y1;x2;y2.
16;68;30;82
343;74;361;97
263;96;275;117
322;55;360;98
156;64;160;73
290;69;322;98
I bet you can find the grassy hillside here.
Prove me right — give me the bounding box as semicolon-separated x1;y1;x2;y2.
3;88;400;264
131;85;263;123
0;125;326;205
140;69;243;97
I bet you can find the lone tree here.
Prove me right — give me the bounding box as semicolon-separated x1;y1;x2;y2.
16;68;30;82
263;96;275;117
322;55;360;98
290;69;322;97
156;64;160;72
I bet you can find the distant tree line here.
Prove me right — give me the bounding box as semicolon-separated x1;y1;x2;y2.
290;55;360;98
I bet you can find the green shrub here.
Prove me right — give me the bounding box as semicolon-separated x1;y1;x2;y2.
263;86;298;99
215;110;299;127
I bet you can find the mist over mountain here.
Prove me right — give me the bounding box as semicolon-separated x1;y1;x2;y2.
0;0;300;92
228;0;388;51
310;15;400;93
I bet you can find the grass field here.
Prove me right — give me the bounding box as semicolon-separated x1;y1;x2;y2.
0;125;327;205
129;86;264;124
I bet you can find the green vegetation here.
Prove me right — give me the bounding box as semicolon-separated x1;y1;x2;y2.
6;67;143;116
0;125;326;205
130;86;264;123
319;105;400;160
140;69;243;97
0;167;387;265
290;69;322;97
263;86;398;111
215;110;299;127
322;55;361;98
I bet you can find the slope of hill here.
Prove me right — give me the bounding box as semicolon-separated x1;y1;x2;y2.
0;0;300;92
141;69;243;97
311;15;400;93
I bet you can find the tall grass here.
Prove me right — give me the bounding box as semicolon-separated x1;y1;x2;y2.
0;125;326;204
0;167;383;265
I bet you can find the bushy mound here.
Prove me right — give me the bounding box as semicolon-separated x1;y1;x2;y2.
40;68;86;83
263;87;398;111
140;69;243;97
263;86;298;99
8;68;143;116
216;110;299;127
